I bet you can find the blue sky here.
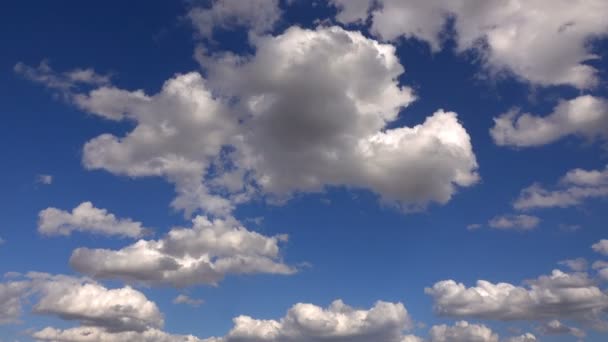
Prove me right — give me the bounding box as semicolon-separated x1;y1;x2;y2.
1;1;608;341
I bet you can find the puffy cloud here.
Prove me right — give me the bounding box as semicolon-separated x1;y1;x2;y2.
22;26;478;217
558;258;588;272
425;270;608;326
188;0;281;39
202;25;478;210
207;299;413;342
28;273;163;333
592;239;608;255
32;326;204;342
0;273;162;334
487;215;540;231
36;174;53;185
514;165;608;210
38;202;149;238
332;0;608;88
592;260;608;281
490;96;608;148
537;320;586;338
428;321;498;342
70;216;294;287
173;294;204;307
0;280;29;324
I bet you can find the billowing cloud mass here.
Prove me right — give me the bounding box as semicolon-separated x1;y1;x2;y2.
18;25;478;216
70;216;294;287
428;321;498;342
332;0;608;88
188;0;281;39
205;299;414;342
38;201;149;238
538;319;586;338
491;96;608;148
514;165;608;210
487;214;540;231
0;273;163;333
426;269;608;326
202;25;478;210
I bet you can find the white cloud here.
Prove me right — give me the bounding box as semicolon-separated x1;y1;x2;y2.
0;273;163;333
491;96;608;148
558;258;588;272
188;0;281;39
332;0;608;88
425;269;608;326
202;25;478;211
538;320;586;338
487;214;540;231
32;326;204;342
514;165;608;210
173;294;204;307
428;321;499;342
38;202;149;238
36;174;53;185
592;240;608;255
21;26;478;217
0;280;29;324
330;0;372;24
206;299;414;342
70;216;294;287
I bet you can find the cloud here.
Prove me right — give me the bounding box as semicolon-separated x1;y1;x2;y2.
592;239;608;255
69;215;294;287
332;0;608;88
32;326;204;342
36;174;53;185
487;215;540;231
537;320;586;338
38;201;149;238
205;299;414;342
0;273;163;333
14;60;110;99
558;258;588;272
502;333;537;342
22;26;478;217
514;165;608;210
467;223;483;231
592;260;608;281
188;0;281;39
201;25;478;211
173;294;204;307
0;280;29;324
425;269;608;326
428;321;499;342
490;96;608;148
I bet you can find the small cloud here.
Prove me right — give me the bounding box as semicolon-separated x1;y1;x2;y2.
0;236;4;245
488;214;540;231
559;224;582;233
558;258;588;272
245;216;264;226
173;294;204;307
466;223;482;231
36;174;53;185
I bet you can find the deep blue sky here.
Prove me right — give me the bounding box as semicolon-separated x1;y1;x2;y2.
1;1;608;341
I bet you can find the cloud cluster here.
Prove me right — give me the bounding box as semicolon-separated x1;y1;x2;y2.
38;201;149;238
18;25;479;216
332;0;608;88
514;165;608;210
32;326;204;342
491;95;608;148
70;215;294;287
426;269;608;326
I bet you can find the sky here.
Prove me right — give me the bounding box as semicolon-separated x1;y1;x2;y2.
1;0;608;341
